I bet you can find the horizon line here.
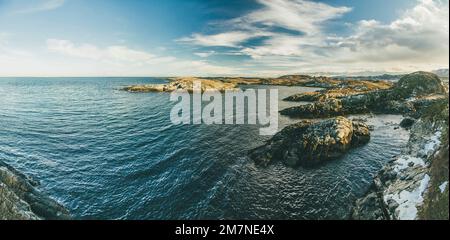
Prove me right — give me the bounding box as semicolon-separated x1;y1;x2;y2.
0;71;441;79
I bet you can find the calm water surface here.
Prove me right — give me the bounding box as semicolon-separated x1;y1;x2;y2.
0;77;409;219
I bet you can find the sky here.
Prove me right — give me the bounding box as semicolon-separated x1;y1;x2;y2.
0;0;448;77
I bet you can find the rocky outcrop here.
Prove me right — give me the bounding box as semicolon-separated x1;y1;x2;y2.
281;72;447;119
249;117;370;167
272;75;340;87
352;98;449;220
283;80;393;102
393;71;446;98
123;77;239;93
0;161;70;220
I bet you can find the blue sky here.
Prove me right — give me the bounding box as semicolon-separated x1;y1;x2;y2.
0;0;448;76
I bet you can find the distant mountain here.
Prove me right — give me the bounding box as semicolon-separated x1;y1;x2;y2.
432;69;449;78
333;74;404;81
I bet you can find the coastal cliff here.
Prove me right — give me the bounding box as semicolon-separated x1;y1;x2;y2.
0;161;70;220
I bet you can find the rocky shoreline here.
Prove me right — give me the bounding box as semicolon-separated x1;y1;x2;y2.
352;97;448;220
0;160;70;220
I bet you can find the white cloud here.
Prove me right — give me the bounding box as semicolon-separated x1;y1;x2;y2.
323;0;449;70
241;35;315;58
178;31;268;47
179;0;449;75
13;0;65;14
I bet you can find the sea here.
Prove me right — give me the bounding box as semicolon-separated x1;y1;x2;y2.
0;77;409;219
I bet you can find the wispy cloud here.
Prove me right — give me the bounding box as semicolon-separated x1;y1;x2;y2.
13;0;65;14
178;0;351;49
234;0;351;35
194;51;216;58
178;31;269;48
47;39;171;64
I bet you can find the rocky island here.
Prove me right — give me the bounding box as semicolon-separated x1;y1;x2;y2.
249;117;370;167
123;77;239;93
123;75;391;93
0;161;70;220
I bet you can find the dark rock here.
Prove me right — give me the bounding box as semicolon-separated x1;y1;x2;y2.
249;117;371;167
351;192;387;220
380;170;397;182
279;98;344;118
387;199;399;212
0;161;71;220
283;92;325;102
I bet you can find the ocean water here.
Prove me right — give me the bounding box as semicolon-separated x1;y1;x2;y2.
0;77;409;219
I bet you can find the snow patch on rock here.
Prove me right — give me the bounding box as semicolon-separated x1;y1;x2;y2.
439;181;448;193
384;174;430;220
393;155;426;173
421;131;442;157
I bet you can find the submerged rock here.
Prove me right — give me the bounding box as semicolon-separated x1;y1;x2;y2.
249;117;370;167
0;161;70;220
400;117;415;129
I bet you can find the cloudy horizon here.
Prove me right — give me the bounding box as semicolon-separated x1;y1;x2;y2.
0;0;448;77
